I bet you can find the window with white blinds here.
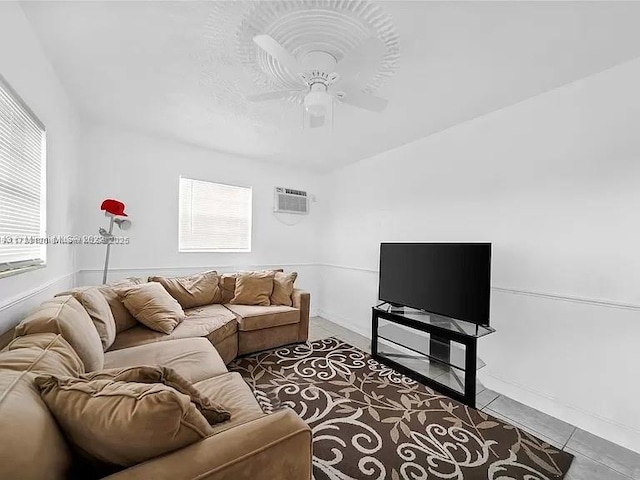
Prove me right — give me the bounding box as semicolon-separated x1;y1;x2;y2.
0;75;46;275
179;177;252;252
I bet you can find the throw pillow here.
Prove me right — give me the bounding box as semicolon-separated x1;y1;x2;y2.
116;282;185;334
99;277;145;333
230;271;275;306
35;375;213;467
149;271;222;309
270;271;298;306
82;365;230;424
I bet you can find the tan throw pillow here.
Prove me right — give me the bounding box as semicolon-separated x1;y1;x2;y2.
35;375;213;467
270;272;298;306
230;271;275;306
116;283;185;334
149;271;222;309
82;365;230;424
99;277;145;333
66;287;116;350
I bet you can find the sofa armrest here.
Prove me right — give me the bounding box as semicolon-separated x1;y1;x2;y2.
104;408;312;480
292;289;310;342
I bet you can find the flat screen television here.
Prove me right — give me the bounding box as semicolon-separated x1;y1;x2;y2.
378;243;491;326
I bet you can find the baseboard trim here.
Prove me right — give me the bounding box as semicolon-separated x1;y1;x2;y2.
480;371;640;453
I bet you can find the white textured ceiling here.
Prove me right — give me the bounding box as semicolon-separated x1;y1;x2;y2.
21;1;640;171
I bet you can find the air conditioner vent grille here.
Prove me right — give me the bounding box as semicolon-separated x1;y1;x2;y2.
274;187;309;214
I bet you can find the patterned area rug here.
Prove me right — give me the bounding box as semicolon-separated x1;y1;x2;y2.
229;338;573;480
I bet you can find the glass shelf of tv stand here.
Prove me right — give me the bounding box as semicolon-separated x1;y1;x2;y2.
377;323;486;372
376;339;472;395
373;304;495;338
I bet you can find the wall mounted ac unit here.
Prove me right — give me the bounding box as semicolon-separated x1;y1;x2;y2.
274;187;309;214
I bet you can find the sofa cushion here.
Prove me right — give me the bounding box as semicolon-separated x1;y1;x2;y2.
219;273;237;304
219;270;283;304
225;304;300;332
230;271;275;306
108;304;237;351
35;375;214;467
117;282;186;334
149;271;223;309
64;287;116;350
183;304;238;343
14;296;104;371
194;372;265;434
0;333;84;377
82;365;231;425
0;369;72;480
104;337;227;383
270;271;298;306
99;278;145;333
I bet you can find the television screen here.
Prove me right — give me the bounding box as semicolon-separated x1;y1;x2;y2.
378;243;491;325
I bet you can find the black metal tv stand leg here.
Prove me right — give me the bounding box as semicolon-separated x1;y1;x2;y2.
430;334;451;363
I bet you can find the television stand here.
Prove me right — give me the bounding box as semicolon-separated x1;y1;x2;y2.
371;304;495;408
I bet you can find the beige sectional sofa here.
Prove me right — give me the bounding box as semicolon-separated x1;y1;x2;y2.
0;271;313;480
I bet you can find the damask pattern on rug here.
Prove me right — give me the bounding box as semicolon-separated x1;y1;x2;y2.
229;337;573;480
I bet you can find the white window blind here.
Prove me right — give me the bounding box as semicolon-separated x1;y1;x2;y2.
179;177;252;252
0;74;46;274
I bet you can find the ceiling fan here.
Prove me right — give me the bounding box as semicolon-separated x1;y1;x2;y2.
247;34;389;128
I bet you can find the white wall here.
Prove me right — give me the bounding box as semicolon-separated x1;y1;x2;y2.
316;57;640;453
75;122;321;306
0;2;80;331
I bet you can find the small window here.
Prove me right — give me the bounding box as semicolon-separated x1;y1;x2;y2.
179;177;252;252
0;74;46;277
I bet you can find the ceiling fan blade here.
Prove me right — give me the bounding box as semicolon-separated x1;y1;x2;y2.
333;37;386;82
340;86;388;113
246;90;302;102
253;34;304;76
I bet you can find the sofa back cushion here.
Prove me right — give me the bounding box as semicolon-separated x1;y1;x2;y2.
219;269;284;304
57;287;117;350
270;271;298;306
0;369;72;480
35;375;214;467
219;273;237;304
230;271;276;307
149;271;222;309
14;296;104;371
116;282;186;334
0;333;84;377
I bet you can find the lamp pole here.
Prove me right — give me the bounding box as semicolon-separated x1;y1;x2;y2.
102;216;115;284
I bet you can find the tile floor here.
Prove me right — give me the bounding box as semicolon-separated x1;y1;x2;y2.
309;316;640;480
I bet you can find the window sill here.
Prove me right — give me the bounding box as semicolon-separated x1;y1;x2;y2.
0;263;46;280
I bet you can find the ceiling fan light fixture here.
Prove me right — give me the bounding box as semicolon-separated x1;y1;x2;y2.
304;89;332;117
